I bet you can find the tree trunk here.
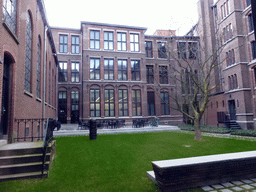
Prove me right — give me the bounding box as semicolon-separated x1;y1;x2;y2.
194;118;202;140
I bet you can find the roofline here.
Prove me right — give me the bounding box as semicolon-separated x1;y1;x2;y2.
50;26;81;32
81;21;148;31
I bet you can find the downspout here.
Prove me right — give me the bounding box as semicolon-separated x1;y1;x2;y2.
81;26;83;121
43;25;48;119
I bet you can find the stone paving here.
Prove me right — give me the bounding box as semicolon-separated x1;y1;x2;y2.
201;178;256;192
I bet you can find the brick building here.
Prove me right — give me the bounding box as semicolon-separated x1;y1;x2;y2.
0;0;58;143
52;21;199;125
196;0;256;129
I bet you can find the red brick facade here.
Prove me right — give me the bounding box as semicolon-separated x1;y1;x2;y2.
0;0;58;143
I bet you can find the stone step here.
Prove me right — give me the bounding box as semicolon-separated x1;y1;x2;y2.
0;153;50;166
0;161;49;175
0;171;48;182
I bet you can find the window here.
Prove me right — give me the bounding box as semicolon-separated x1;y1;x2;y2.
71;62;79;83
90;30;100;50
159;66;168;84
228;74;238;90
158;42;167;58
147;92;155;116
3;0;17;33
118;59;127;80
90;89;100;117
247;0;251;7
71;36;80;54
145;41;153;58
117;32;127;51
132;90;141;116
131;60;140;81
105;89;115;117
119;89;128;116
248;14;254;33
234;74;238;89
36;37;41;98
59;35;68;53
90;58;100;80
25;12;33;93
104;59;114;80
221;0;230;19
161;92;170;115
146;65;154;84
59;62;67;82
178;42;187;59
226;49;235;66
188;42;197;59
104;31;114;50
254;68;256;85
223;24;233;43
251;41;256;60
130;34;139;52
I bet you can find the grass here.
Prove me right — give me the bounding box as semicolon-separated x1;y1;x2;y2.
1;131;256;192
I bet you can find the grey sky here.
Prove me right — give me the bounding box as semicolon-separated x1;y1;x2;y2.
44;0;200;35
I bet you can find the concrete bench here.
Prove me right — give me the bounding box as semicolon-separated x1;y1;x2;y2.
147;151;256;192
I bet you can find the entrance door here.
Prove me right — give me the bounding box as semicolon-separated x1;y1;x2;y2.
0;56;11;138
58;91;67;124
228;100;236;120
147;92;155;116
71;91;79;123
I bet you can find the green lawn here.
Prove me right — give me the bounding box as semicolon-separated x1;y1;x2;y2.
1;131;256;192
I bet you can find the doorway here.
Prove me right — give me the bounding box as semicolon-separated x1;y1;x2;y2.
147;92;155;116
0;54;12;139
228;100;236;120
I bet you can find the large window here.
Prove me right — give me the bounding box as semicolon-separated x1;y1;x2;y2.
118;59;127;80
25;12;33;93
146;65;154;84
90;89;100;117
159;66;168;84
104;31;114;50
71;62;79;83
132;90;141;116
90;30;100;50
158;42;167;58
248;14;254;33
104;59;114;80
118;89;128;116
3;0;17;33
130;34;139;52
105;89;115;117
59;34;68;53
36;37;41;98
145;41;153;58
131;60;140;81
178;42;187;59
228;75;238;90
161;92;170;115
223;24;233;43
251;41;256;60
117;32;127;51
59;62;67;82
71;35;80;54
90;58;100;80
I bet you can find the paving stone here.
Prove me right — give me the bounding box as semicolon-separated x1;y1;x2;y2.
251;190;256;192
231;181;244;185
222;182;234;187
202;186;214;191
240;184;254;190
241;179;253;184
251;183;256;187
251;178;256;182
220;189;233;192
231;187;244;191
211;184;224;189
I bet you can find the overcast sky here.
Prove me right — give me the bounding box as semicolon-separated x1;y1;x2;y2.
44;0;200;36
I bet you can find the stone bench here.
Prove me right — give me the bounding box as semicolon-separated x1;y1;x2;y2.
147;151;256;192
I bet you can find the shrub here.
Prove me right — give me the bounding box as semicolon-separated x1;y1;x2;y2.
180;125;230;134
231;130;256;137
